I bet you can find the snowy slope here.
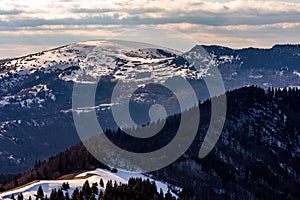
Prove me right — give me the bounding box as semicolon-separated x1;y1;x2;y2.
0;40;199;87
0;168;178;199
0;40;200;108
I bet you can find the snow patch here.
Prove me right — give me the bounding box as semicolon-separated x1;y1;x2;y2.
293;70;300;77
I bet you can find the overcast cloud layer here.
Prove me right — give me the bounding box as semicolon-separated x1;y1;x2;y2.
0;0;299;58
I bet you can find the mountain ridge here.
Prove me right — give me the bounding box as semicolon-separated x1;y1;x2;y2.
2;85;300;199
195;43;300;51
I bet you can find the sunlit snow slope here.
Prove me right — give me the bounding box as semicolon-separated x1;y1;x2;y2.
0;168;178;199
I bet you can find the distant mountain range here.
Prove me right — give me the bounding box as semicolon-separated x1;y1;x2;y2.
186;44;300;90
0;40;299;176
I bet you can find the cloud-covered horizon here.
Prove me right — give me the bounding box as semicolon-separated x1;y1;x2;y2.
0;0;299;58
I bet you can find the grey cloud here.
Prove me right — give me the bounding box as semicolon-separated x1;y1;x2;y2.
71;7;165;15
0;9;22;15
201;25;300;38
0;10;299;31
71;8;115;13
1;0;300;29
0;34;99;46
0;2;299;36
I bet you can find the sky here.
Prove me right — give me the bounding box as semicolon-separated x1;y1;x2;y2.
0;0;299;58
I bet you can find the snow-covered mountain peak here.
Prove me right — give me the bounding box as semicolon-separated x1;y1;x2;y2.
0;40;200;86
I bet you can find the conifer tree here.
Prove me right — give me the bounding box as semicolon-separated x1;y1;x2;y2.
50;189;57;200
65;192;70;200
99;179;104;188
62;182;70;191
56;189;64;200
17;193;23;200
158;188;164;200
71;188;80;200
82;180;92;199
37;186;44;199
91;182;98;195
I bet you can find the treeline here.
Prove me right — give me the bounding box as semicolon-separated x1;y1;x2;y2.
1;144;109;191
10;178;180;200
